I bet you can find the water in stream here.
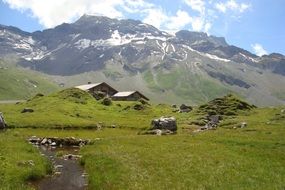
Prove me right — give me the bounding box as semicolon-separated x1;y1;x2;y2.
32;145;88;190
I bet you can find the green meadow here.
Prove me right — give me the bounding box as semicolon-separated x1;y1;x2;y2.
0;88;284;189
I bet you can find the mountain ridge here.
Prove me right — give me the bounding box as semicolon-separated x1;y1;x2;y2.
0;15;285;106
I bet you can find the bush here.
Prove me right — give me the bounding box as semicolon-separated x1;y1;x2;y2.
102;98;112;106
133;103;144;110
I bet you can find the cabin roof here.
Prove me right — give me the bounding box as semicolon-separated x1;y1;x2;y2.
75;82;118;92
112;91;149;100
112;91;136;97
75;83;102;91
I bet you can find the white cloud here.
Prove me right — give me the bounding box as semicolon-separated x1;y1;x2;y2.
3;0;157;28
3;0;128;28
165;10;193;30
142;8;168;29
215;3;227;13
183;0;205;14
2;0;249;35
215;0;250;13
191;17;204;31
204;22;212;33
251;43;268;56
182;0;212;33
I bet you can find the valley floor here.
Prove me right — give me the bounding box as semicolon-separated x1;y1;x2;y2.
0;106;284;190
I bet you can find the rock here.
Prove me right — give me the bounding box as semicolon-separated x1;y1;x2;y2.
281;109;285;114
29;136;91;147
55;165;63;169
172;109;179;113
21;108;34;113
54;172;61;176
41;138;48;145
0;112;6;129
144;129;174;135
96;123;102;130
171;104;177;108
201;115;221;130
133;104;144;110
151;116;177;132
111;124;116;128
47;139;52;144
200;126;208;130
179;104;192;113
29;136;41;143
240;122;247;128
63;154;82;160
155;129;162;135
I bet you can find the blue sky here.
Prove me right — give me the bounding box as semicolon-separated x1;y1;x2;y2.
0;0;284;55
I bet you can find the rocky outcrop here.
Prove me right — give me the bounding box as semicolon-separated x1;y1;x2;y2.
141;116;177;135
200;115;220;131
144;116;177;135
151;116;177;131
28;136;91;147
198;94;256;116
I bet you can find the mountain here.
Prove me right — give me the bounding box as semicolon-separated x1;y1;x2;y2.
0;58;59;100
0;15;285;105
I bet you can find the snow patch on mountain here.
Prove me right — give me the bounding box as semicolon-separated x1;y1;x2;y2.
239;53;258;63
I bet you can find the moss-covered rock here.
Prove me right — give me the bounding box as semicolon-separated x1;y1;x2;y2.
198;94;256;116
101;97;112;106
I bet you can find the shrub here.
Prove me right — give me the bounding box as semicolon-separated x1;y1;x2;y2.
102;98;112;106
133;103;144;110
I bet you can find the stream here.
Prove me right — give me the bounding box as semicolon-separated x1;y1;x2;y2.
32;145;88;190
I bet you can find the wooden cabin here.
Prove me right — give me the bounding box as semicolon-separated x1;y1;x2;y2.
112;91;149;101
76;82;118;97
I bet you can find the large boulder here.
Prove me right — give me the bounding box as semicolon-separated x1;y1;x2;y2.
0;112;5;129
179;104;192;113
151;116;177;132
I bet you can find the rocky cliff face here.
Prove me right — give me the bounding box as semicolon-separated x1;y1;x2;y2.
0;15;285;105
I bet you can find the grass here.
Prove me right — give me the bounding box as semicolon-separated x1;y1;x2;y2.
0;90;284;189
0;59;59;100
0;130;51;190
79;107;285;189
143;68;230;104
0;88;190;129
4;106;282;190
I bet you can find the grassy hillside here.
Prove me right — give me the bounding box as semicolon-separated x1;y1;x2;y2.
0;107;284;189
0;88;181;128
0;89;284;189
0;88;266;129
0;59;59;100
